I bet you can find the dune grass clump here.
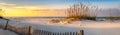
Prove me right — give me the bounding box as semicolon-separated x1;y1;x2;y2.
66;3;98;21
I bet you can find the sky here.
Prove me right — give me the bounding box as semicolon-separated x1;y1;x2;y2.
0;0;120;9
0;0;120;17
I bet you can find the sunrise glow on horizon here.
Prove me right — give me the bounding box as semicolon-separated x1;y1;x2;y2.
0;0;120;17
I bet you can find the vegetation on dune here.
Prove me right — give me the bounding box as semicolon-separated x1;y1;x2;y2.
66;3;98;21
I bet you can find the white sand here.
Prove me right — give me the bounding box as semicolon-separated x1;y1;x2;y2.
1;18;120;35
0;29;18;35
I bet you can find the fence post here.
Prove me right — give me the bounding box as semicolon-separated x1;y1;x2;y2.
28;26;34;35
72;32;74;35
78;30;84;35
4;20;9;30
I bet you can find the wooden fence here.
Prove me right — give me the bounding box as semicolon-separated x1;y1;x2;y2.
0;23;84;35
32;30;84;35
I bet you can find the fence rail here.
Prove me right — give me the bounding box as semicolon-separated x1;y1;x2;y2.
0;22;84;35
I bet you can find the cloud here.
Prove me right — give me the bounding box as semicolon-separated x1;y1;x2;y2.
0;2;16;6
14;6;41;9
0;2;42;10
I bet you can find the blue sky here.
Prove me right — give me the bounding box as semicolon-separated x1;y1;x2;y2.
0;0;120;8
